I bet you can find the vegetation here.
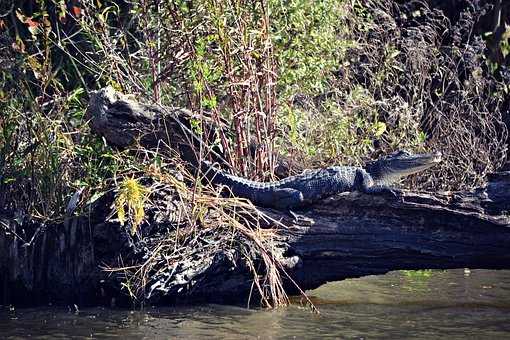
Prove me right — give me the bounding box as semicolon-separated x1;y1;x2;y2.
0;0;509;306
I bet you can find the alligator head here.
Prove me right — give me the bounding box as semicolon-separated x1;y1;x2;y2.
365;150;442;184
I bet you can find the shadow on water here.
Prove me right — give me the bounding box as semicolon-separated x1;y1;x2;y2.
2;269;510;339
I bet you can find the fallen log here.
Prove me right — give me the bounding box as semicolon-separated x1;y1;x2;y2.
1;88;509;306
271;187;510;292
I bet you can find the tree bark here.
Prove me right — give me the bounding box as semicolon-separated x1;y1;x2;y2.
270;186;510;292
1;88;509;306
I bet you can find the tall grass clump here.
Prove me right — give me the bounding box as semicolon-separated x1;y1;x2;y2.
0;0;293;306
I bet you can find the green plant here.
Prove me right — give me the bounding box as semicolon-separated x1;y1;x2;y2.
114;177;147;235
271;0;355;99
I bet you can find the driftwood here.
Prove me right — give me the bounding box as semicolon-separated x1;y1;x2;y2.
1;88;509;306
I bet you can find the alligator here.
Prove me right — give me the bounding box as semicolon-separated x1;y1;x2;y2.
202;150;442;209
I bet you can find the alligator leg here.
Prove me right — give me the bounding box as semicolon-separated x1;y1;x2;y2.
366;185;401;199
288;210;315;225
357;169;401;199
261;188;304;209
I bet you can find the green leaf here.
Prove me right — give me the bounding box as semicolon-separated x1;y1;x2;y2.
373;122;386;137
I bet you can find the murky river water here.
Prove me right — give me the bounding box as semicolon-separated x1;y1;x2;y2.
2;269;510;339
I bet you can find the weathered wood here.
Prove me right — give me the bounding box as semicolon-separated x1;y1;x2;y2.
85;86;226;167
0;193;131;306
271;186;510;292
1;88;509;306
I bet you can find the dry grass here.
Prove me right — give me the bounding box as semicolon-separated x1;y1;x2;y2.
102;156;317;309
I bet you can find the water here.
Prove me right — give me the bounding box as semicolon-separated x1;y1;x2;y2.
2;269;510;339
